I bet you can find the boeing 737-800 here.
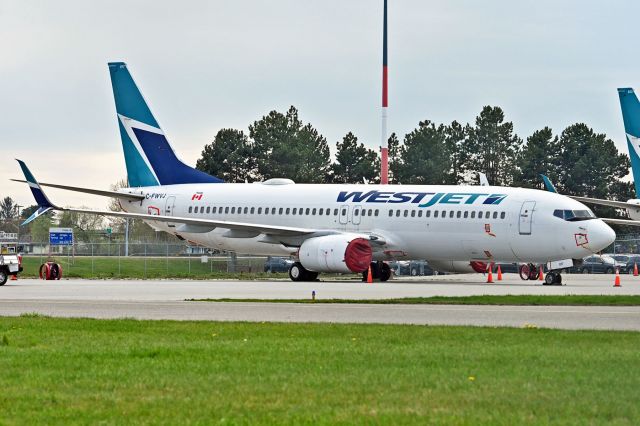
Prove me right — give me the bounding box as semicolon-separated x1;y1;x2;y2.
14;62;616;283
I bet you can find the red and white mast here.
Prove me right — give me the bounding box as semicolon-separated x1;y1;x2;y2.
380;0;389;184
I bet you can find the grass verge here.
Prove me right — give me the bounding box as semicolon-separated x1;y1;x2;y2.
191;295;640;306
0;317;638;424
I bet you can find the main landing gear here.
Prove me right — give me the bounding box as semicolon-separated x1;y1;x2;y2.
361;261;391;282
544;271;562;285
288;262;319;282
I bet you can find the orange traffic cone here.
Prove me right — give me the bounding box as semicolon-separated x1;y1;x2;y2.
634;263;638;277
486;268;494;283
10;275;17;281
614;268;621;287
539;265;544;282
367;266;373;284
497;265;503;281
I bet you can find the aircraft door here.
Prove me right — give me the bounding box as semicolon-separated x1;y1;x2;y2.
519;201;536;235
165;196;176;228
352;205;362;225
339;205;349;225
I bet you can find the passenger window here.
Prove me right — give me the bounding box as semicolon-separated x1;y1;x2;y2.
354;209;358;216
426;210;431;218
231;207;236;214
434;211;439;218
500;212;505;219
375;209;379;217
334;209;339;215
206;206;210;214
312;208;317;215
244;207;248;214
265;208;269;215
396;210;401;217
279;208;283;215
418;211;422;218
285;208;290;215
456;211;461;218
463;211;468;218
442;210;446;218
292;208;297;215
250;207;254;214
404;210;408;217
388;210;393;217
188;206;193;213
341;208;346;216
271;208;276;214
257;207;262;214
449;211;454;218
411;210;416;217
225;207;229;214
493;211;498;219
471;211;475;219
213;207;217;214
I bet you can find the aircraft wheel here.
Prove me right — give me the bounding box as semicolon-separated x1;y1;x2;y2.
379;263;392;282
545;272;556;285
0;270;7;286
581;267;590;274
289;262;306;282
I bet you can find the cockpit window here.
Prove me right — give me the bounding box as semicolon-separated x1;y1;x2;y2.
553;209;595;221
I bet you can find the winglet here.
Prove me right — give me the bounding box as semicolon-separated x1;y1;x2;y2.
540;174;557;193
478;172;489;186
15;159;57;225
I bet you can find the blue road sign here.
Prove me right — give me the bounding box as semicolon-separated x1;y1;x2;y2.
49;228;73;246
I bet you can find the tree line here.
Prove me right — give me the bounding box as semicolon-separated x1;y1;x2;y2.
196;105;633;201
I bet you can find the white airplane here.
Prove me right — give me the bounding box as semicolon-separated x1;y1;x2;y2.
569;88;640;224
15;62;616;283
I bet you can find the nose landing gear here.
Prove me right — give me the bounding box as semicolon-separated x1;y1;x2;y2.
544;271;562;285
519;263;563;285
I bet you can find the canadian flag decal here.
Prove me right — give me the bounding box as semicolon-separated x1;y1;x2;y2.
191;192;203;201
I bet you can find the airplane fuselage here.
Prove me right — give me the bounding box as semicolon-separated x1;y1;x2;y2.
120;182;614;264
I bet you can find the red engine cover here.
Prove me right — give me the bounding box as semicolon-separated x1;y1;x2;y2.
469;261;488;273
344;238;373;272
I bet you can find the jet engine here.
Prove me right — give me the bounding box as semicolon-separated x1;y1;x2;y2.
298;234;372;273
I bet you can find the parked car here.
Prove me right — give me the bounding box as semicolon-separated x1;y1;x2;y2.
389;260;438;276
491;263;520;274
570;255;617;274
609;254;640;274
264;257;294;273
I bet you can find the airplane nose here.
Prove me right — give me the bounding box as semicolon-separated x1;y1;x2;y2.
586;220;616;252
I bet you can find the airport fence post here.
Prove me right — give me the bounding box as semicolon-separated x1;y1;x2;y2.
188;249;191;275
144;243;147;278
166;243;169;275
91;243;94;275
118;243;121;277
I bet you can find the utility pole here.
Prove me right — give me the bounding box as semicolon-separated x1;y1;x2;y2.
380;0;389;184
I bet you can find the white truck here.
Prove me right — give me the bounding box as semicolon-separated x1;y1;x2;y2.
0;253;22;285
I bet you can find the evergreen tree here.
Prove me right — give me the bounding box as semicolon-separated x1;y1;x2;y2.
464;106;521;186
196;129;256;183
516;127;559;189
395;120;453;185
387;133;401;184
331;132;379;183
444;120;467;184
0;197;18;220
249;106;331;183
555;123;630;199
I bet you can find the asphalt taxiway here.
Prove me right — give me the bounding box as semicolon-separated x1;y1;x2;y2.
0;274;638;330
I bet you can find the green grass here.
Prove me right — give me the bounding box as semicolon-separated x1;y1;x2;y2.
0;317;638;424
19;256;289;280
192;295;640;306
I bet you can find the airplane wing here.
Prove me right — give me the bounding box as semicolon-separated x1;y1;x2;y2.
569;196;640;211
10;179;145;201
14;160;388;244
599;217;640;227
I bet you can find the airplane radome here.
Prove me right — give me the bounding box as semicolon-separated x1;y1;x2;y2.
15;62;616;283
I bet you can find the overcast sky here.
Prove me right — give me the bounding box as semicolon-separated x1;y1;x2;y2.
2;0;640;210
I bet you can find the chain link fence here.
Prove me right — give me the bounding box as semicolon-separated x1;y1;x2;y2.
18;242;278;278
